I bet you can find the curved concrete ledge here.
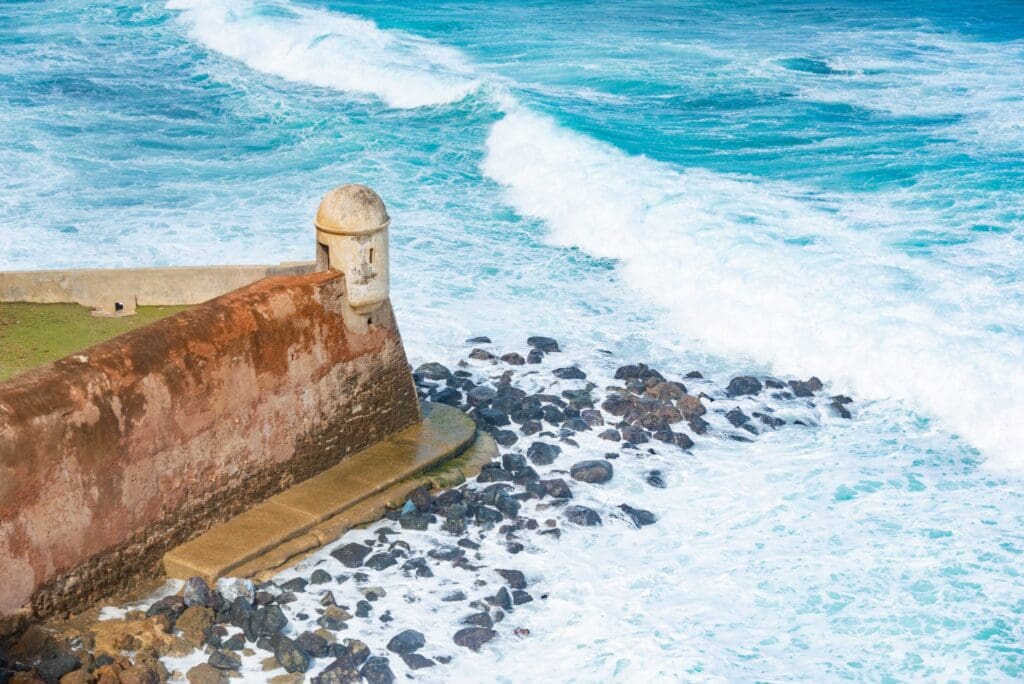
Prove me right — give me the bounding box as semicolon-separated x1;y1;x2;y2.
163;402;481;582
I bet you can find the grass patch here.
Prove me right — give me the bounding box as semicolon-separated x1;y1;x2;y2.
0;302;189;382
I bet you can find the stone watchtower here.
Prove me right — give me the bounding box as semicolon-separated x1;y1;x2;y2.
314;184;391;316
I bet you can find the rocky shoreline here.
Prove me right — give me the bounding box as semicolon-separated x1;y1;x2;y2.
1;335;852;684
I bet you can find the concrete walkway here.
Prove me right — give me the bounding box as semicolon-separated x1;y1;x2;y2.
164;403;491;582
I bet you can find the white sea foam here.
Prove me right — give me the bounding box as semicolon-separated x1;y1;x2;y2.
167;0;479;108
482;105;1024;468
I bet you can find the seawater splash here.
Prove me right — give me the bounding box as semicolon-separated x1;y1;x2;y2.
167;0;480;108
161;0;1024;466
481;105;1024;468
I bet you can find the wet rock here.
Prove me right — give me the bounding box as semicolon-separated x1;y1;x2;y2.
295;632;330;659
146;595;186;627
753;411;785;429
618;504;657;527
495;493;521;519
386;630;425;655
688;416;709;435
36;649;78;684
453;627;496;652
273;636;309;674
553;367;586;380
526;349;545;364
527;336;560;353
400;653;435;670
442;591;467;602
789;377;823;397
415;363;452;382
598;428;621;441
364;552;399;571
538;405;564;425
601;393;634;416
313;659;361;684
501;352;526;365
118;664;161;684
830;400;852;419
564;505;602;526
487;587;513;611
223;634;245;651
252;605;288;637
726;376;763;397
227;596;255;635
477;465;513;483
619;425;649;444
677;394;706;420
318;606;351;631
330;543;372;568
186;664;228;684
492;429;518;447
466;385;498;407
477;407;511;427
502;452;527;471
541;478;573;499
405;486;431;513
512;590;533;605
310;569;333;585
527;442;561;465
401;557;434;578
359;657;395;684
176;606;215;647
443;505;468;535
184;577;214;608
570;459;613;484
399;512;430;531
581;409;605;426
355;600;372;618
433;388;463;409
469;348;496;361
496;569;527;589
562;417;591;432
462;612;494;629
208;650;241;671
466;336;492;344
725;407;750;427
475;506;503;525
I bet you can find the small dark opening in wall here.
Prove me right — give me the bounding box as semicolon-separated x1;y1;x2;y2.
369;248;374;264
114;301;124;312
367;316;372;326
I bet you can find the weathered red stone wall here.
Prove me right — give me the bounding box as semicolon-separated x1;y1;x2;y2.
0;271;419;631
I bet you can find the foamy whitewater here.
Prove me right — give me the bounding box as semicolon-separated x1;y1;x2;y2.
2;0;1023;679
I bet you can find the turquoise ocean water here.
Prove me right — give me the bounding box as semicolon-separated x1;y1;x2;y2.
2;1;1024;679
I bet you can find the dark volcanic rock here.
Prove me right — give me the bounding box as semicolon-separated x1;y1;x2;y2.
466;336;492;344
252;605;288;637
477;465;514;483
274;635;310;674
477;407;511;427
502;452;527;471
688;416;710;435
553;367;586;380
619;504;657;527
467;385;498;406
415;363;452;382
830;400;852;419
570;459;613;484
726;376;763;397
462;612;494;629
542;478;573;499
331;543;372;568
646;470;667;488
36;650;79;684
469;348;496;361
564;505;602;526
184;576;214;608
619;425;649;444
501;352;526;365
386;629;425;654
432;387;462;406
725;407;750;427
496;569;527;589
789;376;823;397
309;569;332;585
409;485;433;512
492;429;518;446
401;653;435;670
527;349;545;364
527;441;561;465
360;656;395;684
146;595;186;626
453;627;497;652
208;650;242;671
527;336;560;353
598;428;621;441
295;631;330;658
365;552;399;571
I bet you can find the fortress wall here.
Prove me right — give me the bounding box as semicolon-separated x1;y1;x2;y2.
0;262;317;309
0;269;420;632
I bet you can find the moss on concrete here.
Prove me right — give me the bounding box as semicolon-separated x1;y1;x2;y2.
0;302;189;382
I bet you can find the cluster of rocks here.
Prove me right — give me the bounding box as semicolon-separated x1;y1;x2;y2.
2;335;852;683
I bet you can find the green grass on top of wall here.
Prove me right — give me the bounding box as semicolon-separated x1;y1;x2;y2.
0;302;189;383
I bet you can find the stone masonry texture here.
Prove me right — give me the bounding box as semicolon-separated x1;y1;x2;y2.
0;270;419;632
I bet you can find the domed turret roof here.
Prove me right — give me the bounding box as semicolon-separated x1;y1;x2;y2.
314;184;390;235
